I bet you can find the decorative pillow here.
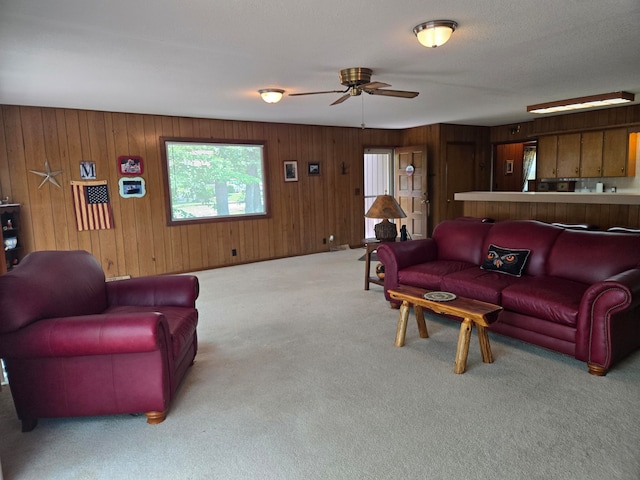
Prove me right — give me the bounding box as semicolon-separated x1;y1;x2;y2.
481;244;531;277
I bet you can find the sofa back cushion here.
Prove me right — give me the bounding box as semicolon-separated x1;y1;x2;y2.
483;220;563;277
548;230;640;284
0;250;107;334
433;220;493;265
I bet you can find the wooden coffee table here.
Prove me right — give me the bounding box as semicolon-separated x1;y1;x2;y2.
387;285;503;374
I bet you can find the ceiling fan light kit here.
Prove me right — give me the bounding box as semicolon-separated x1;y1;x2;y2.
413;20;458;48
526;91;635;114
258;89;285;104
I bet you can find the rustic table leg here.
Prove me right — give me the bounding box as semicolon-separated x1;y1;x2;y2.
454;318;473;374
477;325;493;363
364;247;372;290
395;300;411;347
414;305;429;338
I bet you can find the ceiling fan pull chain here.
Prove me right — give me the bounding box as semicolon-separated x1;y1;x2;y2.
361;94;366;129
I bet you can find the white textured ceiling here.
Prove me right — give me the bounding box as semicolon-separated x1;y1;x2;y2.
1;0;639;129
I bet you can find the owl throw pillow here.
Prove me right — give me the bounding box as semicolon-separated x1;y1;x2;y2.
481;244;531;277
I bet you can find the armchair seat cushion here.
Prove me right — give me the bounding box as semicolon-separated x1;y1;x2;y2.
501;277;587;327
105;305;198;360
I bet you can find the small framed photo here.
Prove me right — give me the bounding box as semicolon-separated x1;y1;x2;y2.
80;161;97;180
118;177;146;198
284;161;298;182
118;156;144;176
308;162;320;176
505;159;514;175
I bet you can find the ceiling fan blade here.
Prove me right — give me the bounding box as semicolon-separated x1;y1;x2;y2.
289;90;345;97
330;94;351;105
367;89;419;99
360;82;391;90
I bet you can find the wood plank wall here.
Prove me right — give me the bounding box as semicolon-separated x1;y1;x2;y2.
463;201;640;231
0;105;402;277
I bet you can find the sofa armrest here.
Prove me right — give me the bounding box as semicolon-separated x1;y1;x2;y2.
0;312;168;358
107;275;199;308
377;239;438;301
576;268;640;371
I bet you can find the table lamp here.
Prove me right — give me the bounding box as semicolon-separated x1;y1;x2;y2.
365;195;407;242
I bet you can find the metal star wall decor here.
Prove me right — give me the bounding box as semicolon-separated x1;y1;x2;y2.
29;160;63;188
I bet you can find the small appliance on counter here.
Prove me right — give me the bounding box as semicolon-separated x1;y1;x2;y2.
537;180;576;192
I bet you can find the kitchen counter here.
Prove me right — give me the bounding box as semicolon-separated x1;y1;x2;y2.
454;191;640;205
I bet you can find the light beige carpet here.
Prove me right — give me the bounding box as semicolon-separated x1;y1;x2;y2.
1;249;639;479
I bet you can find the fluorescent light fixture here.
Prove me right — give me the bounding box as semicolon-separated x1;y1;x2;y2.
258;89;285;104
527;91;635;114
413;20;458;48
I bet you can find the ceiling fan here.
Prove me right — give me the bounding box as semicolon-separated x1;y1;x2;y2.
289;67;419;105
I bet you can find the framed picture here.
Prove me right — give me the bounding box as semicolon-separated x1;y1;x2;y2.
118;177;146;198
284;161;298;182
308;162;320;176
80;161;96;180
505;159;514;175
118;156;144;176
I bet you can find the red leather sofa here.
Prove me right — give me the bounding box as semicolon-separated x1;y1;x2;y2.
0;250;199;431
377;219;640;375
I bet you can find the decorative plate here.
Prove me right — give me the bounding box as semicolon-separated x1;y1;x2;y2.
423;291;457;302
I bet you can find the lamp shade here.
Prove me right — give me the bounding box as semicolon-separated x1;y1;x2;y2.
413;20;458;48
365;195;407;219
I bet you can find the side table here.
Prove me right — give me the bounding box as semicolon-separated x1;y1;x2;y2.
363;239;384;290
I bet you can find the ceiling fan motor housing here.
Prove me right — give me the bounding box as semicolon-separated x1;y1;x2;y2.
339;67;373;87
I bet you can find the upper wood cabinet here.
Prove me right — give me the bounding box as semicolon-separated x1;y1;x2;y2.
579;131;603;177
556;133;581;178
537;128;635;179
536;135;558;178
602;128;632;177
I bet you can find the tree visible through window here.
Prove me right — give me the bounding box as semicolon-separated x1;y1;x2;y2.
161;138;268;224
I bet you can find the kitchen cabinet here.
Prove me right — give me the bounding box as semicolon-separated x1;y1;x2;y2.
556;133;581;178
602;128;633;177
580;131;603;177
537;129;636;180
536;135;558;179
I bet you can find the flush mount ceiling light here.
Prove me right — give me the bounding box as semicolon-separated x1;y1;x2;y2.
413;20;458;48
258;89;285;104
527;91;635;114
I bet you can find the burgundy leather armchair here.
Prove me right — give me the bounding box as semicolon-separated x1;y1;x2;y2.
0;250;199;431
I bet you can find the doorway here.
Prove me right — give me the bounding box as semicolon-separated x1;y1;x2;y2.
363;148;393;239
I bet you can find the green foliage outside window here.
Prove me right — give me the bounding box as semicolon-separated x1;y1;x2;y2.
162;138;267;224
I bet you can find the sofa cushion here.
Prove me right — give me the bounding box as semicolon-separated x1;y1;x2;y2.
432;220;493;265
548;229;640;284
483;220;563;277
441;267;524;304
398;260;476;290
481;244;531;277
501;276;588;327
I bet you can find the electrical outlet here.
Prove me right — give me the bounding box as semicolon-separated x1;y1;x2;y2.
323;238;326;244
232;249;237;256
329;235;334;242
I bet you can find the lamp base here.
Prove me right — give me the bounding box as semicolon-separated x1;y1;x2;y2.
374;219;398;242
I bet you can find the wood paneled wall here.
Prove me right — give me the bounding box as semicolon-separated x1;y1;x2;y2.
463;201;640;231
0;105;401;277
494;143;525;191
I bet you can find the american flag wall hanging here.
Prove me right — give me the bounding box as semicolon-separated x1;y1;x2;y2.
70;180;114;231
